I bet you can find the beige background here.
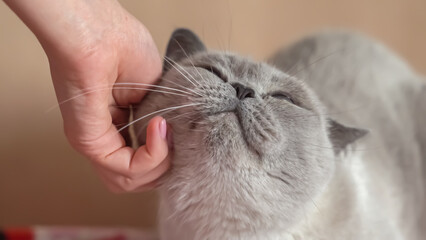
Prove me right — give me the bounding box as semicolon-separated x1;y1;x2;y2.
0;0;425;229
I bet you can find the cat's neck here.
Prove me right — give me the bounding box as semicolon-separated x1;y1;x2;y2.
156;154;356;240
157;172;281;239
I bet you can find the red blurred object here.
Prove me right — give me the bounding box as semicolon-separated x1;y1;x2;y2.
1;228;34;240
0;227;154;240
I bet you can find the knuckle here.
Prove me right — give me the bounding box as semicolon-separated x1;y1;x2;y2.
119;177;139;192
126;169;140;180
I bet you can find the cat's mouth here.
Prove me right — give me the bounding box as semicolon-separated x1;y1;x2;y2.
187;95;278;156
206;108;270;157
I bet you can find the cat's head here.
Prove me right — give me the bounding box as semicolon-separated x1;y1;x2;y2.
134;29;366;235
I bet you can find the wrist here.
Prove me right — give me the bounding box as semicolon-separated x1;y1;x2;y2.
4;0;127;61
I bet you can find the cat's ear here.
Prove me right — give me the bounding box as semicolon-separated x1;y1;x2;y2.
327;119;368;153
163;28;206;72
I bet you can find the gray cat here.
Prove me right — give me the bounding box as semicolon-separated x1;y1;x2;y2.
134;29;426;239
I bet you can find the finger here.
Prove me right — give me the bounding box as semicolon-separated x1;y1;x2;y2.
114;24;162;106
94;167;124;193
98;116;169;177
129;153;171;191
129;116;169;175
95;154;171;193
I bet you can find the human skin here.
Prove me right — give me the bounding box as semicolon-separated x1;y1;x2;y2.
4;0;171;192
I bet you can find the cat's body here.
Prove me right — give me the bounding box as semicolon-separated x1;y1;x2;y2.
134;30;425;239
270;32;426;239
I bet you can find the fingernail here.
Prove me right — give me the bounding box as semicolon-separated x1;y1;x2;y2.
159;119;167;140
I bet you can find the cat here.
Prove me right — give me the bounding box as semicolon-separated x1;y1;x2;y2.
134;28;426;239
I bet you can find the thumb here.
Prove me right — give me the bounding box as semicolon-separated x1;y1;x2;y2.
130;116;169;176
99;116;169;177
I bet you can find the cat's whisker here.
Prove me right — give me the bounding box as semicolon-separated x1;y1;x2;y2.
46;86;194;112
164;56;199;87
134;108;204;139
134;108;183;139
70;82;194;96
119;102;204;132
171;116;208;129
168;122;208;133
227;0;233;52
183;119;209;125
173;39;208;84
113;122;127;127
213;22;226;52
166;110;205;121
113;82;195;96
165;111;198;122
113;87;189;97
161;77;203;97
164;55;198;83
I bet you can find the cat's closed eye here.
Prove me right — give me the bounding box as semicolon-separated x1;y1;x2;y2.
197;65;227;82
270;91;295;104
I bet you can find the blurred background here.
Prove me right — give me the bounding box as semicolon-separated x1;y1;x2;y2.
1;0;425;230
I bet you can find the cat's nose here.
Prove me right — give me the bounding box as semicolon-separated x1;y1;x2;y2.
231;83;255;100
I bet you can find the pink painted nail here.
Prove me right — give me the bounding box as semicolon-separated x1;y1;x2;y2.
159;119;167;140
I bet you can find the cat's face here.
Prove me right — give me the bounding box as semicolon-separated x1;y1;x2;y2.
134;29;364;234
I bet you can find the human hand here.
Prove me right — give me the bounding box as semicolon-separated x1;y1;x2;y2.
5;0;171;192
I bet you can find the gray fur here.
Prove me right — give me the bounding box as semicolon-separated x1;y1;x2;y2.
134;29;425;239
